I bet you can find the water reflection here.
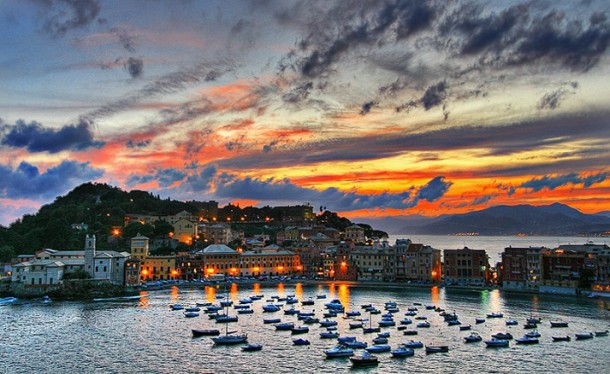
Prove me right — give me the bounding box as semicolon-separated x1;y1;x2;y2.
230;283;238;300
294;283;303;301
138;291;149;309
205;285;216;302
431;286;440;305
252;283;261;296
169;286;179;304
276;282;285;296
337;284;351;311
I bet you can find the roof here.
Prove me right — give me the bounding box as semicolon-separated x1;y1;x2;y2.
241;249;295;257
202;244;236;254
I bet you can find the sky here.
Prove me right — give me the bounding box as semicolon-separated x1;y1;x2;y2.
1;0;610;227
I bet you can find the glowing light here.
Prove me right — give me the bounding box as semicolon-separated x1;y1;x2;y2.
171;270;178;276
207;268;215;274
230;267;237;273
340;262;347;267
112;228;120;236
278;266;284;271
141;269;149;276
253;267;260;272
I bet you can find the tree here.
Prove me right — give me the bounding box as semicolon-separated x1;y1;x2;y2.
0;245;15;262
122;221;155;240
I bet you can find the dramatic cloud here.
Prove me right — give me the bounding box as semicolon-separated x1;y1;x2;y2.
0;161;104;200
538;82;578;110
409;176;452;206
0;119;104;153
519;172;607;192
125;57;143;78
126;168;187;188
39;0;102;37
360;100;378;115
421;81;447;110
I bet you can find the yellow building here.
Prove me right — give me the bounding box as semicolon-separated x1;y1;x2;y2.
130;235;178;281
239;247;302;277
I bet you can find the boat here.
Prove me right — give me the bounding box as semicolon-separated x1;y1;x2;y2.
349;321;363;329
184;311;200;318
237;308;253;314
323;311;338;318
552;336;571;342
426;305;436;310
284;307;300;315
525;331;541;338
263;318;281;324
338;336;357;343
324;345;354;358
405;311;417;316
320;319;338;327
523;322;538;329
516;336;539;345
527;317;542;324
487;312;503;318
378;332;390;338
403;330;418;336
350;351;379;366
285;297;298;304
400;318;413;325
320;331;339;339
326;326;337;331
211;287;248;345
274;322;295;330
241;343;263;351
505;320;518;326
345;311;361;317
41;295;52;304
0;297;18;306
365;344;391;353
301;297;315;306
171;304;184;311
372;337;388;344
205;305;222;312
417;321;430;328
447;320;461;326
215;315;238;323
464;333;482;343
485;339;509;347
291;326;309;334
550;321;569;328
391;346;415;357
425;345;449;354
293;338;310;345
303;317;320;324
262;304;281;312
403;340;424;348
239;297;253;304
324;299;344;310
361;304;372;309
316;294;327;299
492;332;513;340
575;332;594;340
378;319;396;327
343;340;368;349
595;330;609;337
459;325;472;331
220;300;233;307
192;329;220;337
475;318;485;324
233;304;250;310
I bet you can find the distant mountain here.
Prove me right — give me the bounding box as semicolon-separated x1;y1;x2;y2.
398;203;610;236
352;215;435;235
596;211;610;219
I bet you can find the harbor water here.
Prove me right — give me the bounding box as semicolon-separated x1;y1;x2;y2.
2;283;610;374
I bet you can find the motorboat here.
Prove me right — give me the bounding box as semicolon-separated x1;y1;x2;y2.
523;322;538;329
425;346;449;354
239;297;253;304
595;330;609;337
527;317;542;324
215;315;238;323
241;343;263;351
516;336;539;345
475;318;486;324
263;318;281;324
372;337;388;344
447;320;461;326
552;335;571;342
316;294;327;299
171;304;184;311
220;300;233;307
274;322;295;330
284;307;300;315
320;319;338;327
403;330;418;336
487;312;503;318
492;332;513;340
377;332;390;338
464;333;482;343
550;321;569;328
525;331;541;338
575;332;594;340
211;331;248;345
237;308;253;314
391;346;415;357
403;340;424;348
324;345;354;358
262;304;281;312
293;338;310;345
301;297;315;306
323;311;338;318
320;331;339;339
343;340;368;349
378;319;396;327
400;318;413;325
345;311;361;317
460;325;472;331
303;317;320;324
192;329;220;337
291;326;309;335
417;321;430;328
325;299;344;310
485;338;509;347
365;344;391;353
350;352;379;366
505;320;518;326
184;311;200;318
349;321;364;329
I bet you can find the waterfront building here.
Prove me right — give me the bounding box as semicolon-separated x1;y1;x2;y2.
332;242;358;281
289;241;323;277
443;247;491;286
84;235;131;284
239;246;301;277
200;223;233;244
349;245;394;281
197;244;241;278
500;246;528;289
130;235;176;281
344;225;366;243
395;240;442;283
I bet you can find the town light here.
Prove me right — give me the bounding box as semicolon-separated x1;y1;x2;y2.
141;269;149;276
253;267;260;272
340;262;347;268
207;268;215;274
112;228;120;236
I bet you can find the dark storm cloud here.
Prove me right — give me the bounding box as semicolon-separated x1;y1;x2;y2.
0;160;103;200
125;57;144;78
519;172;607;192
182;164;217;192
421;81;447;110
82;60;235;121
360;100;378;115
0;119;104;153
408;176;452;206
442;3;610;72
38;0;102;37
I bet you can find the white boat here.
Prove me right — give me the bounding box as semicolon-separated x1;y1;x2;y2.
325;299;344;310
262;304;281;312
274;322;295;330
324;345;354;358
464;333;482;343
403;340;424;348
391;346;415;357
343;340;367;349
516;336;539;345
212;286;247;345
575;332;594;340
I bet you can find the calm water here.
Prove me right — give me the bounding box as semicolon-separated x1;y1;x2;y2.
2;283;610;374
388;235;610;264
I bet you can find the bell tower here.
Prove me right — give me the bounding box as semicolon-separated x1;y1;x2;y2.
85;234;96;278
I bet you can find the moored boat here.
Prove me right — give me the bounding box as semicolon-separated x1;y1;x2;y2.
324;345;354;358
552;335;571;342
425;345;449;354
464;332;482;343
293;338;311;345
241;343;263;351
595;330;609;337
365;344;391;353
575;332;594;340
403;340;424;348
516;336;539;345
391;346;415;357
485;338;509;348
550;321;569;328
274;322;295;330
291;326;309;334
487;312;503;318
192;329;220;337
350;352;379;366
492;332;513;340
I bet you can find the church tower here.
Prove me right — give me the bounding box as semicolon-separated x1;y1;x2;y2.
84;234;96;278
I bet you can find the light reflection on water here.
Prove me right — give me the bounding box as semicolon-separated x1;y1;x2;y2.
1;283;609;374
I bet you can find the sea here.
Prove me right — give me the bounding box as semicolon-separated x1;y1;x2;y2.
387;234;610;264
2;280;610;374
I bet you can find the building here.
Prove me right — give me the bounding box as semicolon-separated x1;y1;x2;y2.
130;235;176;281
443;247;490;286
239;246;302;277
500;246;529;289
196;244;241;278
201;223;233;244
332;242;358;281
344;225;366;243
